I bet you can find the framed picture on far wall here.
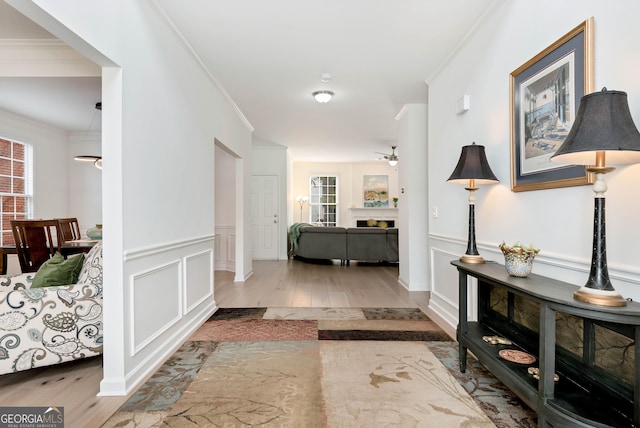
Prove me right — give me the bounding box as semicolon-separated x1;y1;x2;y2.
363;175;389;207
509;18;595;192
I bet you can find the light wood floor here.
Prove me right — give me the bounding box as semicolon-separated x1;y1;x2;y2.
0;259;428;427
217;259;429;308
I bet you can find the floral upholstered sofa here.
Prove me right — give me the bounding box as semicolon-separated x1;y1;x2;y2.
0;241;103;375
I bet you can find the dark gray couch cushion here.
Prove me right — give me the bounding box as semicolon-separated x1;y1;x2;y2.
295;227;347;260
386;228;399;262
346;227;387;261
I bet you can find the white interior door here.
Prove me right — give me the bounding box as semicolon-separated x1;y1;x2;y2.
251;175;279;260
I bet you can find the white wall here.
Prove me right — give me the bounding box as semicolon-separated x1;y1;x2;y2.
396;104;429;291
68;131;102;236
9;0;254;395
292;161;399;227
215;145;236;225
215;144;236;271
428;0;640;329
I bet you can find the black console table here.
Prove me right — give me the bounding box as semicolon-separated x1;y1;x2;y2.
453;260;640;427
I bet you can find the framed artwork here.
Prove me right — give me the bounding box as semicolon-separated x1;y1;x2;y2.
363;175;389;207
509;18;594;192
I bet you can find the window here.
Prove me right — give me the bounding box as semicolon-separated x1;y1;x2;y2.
0;138;33;245
309;175;337;226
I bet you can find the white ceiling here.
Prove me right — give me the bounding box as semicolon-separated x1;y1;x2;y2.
0;77;102;133
0;0;496;162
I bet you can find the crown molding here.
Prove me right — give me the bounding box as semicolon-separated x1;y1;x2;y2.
0;107;68;138
0;39;101;77
394;105;409;121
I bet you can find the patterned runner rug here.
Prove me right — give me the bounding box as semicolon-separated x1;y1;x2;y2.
103;308;537;427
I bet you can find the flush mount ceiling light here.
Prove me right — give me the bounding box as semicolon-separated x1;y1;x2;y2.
312;90;334;103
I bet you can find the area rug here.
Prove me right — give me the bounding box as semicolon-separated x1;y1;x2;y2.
188;319;318;342
222;306;452;341
428;341;538;428
104;308;537;427
321;341;493;427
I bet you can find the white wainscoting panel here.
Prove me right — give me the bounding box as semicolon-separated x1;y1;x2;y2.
428;235;479;333
214;236;222;263
215;225;236;271
228;233;236;263
110;236;216;396
184;249;214;314
130;260;182;356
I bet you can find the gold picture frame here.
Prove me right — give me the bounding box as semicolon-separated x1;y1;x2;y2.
510;18;595;192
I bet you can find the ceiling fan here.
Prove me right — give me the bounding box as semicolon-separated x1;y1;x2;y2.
73;102;102;169
375;145;399;166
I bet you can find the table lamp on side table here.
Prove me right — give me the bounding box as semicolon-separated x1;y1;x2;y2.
447;142;499;263
551;88;640;307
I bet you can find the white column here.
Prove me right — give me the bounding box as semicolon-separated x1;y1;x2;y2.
395;104;428;291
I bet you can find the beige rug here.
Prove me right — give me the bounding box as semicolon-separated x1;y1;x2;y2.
105;340;493;427
321;341;493;427
263;307;366;320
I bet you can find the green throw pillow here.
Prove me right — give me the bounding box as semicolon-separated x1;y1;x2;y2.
31;252;85;288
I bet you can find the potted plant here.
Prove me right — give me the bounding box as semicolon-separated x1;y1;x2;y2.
392;197;398;208
499;241;539;277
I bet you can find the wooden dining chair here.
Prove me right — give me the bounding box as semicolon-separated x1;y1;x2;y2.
10;219;63;273
56;217;82;242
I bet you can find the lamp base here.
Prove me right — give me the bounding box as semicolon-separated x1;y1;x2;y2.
460;254;486;264
574;286;627;307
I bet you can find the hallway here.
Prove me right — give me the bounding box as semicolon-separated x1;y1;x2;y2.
215;259;429;310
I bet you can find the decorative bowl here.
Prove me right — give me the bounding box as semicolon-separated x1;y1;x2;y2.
499;241;539;277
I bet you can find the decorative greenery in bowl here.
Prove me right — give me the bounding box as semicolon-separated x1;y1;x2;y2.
499;241;540;277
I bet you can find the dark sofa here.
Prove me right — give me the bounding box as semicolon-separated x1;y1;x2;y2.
291;225;398;264
294;226;347;262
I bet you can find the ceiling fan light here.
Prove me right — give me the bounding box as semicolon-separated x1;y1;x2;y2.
312;90;334;103
388;146;398;166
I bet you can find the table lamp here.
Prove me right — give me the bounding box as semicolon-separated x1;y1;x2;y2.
551;88;640;306
447;143;499;263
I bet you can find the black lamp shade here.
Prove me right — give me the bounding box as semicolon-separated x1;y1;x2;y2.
447;142;499;184
551;88;640;165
